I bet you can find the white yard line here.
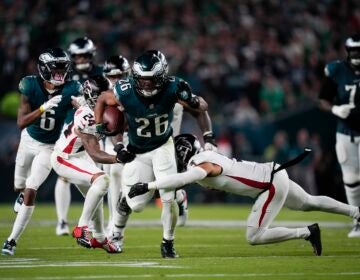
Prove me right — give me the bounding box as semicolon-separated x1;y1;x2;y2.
1;272;360;280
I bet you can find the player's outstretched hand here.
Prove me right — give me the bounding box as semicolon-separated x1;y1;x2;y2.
114;142;136;164
128;183;149;198
40;95;62;113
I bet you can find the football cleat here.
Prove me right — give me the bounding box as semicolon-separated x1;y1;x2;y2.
305;223;322;256
90;238;122;253
160;239;179;258
348;219;360;238
2;239;16;256
110;232;124;250
56;220;70;236
177;189;188;227
13;193;24;213
72;226;92;248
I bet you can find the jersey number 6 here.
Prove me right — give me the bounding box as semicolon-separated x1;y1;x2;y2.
40;109;55;131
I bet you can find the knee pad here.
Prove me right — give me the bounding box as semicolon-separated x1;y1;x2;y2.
116;197;132;216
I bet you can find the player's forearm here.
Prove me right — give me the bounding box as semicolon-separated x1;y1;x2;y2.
197;96;208;111
88;150;117;164
190;110;212;133
148;167;208;190
17;109;43;129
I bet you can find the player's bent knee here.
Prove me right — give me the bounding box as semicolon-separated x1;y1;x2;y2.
129;201;147;213
246;227;262;245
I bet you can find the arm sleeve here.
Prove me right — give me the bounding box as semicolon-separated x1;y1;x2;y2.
148;166;208;190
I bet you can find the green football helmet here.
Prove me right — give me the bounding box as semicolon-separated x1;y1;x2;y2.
132;52;166;98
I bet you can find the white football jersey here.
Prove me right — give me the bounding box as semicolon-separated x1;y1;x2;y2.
54;105;98;155
188;151;274;198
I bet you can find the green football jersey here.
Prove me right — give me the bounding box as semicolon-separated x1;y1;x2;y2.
19;76;81;144
324;60;360;133
113;77;183;153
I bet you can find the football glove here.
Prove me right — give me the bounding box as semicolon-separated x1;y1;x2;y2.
114;142;135;164
128;183;149;198
203;132;218;151
331;104;355;119
176;80;200;108
39;95;62;113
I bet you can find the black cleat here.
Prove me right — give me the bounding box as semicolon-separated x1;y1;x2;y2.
160;239;179;258
305;223;322;256
2;239;16;256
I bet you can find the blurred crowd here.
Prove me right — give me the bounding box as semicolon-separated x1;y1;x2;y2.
0;0;359;199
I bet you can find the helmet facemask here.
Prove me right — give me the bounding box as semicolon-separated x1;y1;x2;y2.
38;48;71;86
132;53;166;98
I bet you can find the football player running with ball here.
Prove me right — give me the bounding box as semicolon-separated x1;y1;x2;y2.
318;34;360;238
94;51;212;258
128;134;360;256
51;76;122;253
2;48;81;256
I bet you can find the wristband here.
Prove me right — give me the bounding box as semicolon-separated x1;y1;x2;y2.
39;105;45;113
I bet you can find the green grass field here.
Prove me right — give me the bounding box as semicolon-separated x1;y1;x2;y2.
0;203;360;280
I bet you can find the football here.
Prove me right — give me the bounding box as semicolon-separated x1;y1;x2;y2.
102;105;125;134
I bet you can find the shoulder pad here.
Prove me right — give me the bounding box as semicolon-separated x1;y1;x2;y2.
18;75;37;95
64;80;82;94
324;60;343;78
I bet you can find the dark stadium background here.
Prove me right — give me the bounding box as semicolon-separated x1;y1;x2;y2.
1;0;359;203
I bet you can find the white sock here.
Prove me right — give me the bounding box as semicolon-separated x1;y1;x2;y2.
78;175;108;227
8;205;35;242
54;178;71;223
161;200;178;240
112;211;130;238
92;199;105;240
